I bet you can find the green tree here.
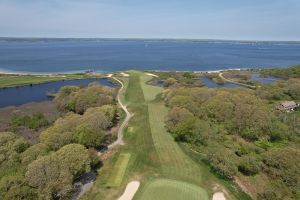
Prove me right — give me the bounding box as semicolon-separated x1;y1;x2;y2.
25;154;73;199
73;124;105;148
0;132;29;174
0;175;37;200
165;107;194;131
83;107;111;130
21;143;49;166
98;105;117;122
55;144;91;178
40;113;82;150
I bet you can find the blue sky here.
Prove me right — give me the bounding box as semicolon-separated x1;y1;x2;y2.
0;0;299;40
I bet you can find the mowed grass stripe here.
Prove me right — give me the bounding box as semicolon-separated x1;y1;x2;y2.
137;179;208;200
140;73;205;185
124;71;160;172
106;153;131;187
147;102;205;184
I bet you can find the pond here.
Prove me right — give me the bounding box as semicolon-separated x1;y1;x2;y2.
200;77;241;88
250;73;283;84
0;78;116;107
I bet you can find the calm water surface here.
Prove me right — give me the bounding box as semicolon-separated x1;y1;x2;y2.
201;73;282;88
0;78;115;107
0;39;300;73
250;73;282;83
200;77;241;88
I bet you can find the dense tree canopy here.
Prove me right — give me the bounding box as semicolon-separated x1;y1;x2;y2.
0;82;119;200
164;84;300;199
55;83;115;114
26;144;91;199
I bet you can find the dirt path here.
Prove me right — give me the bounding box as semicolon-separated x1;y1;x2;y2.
75;77;132;199
219;72;256;89
109;77;132;147
118;181;140;200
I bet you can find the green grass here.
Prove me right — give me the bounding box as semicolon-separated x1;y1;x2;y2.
140;73;163;102
0;73;101;88
137;179;209;200
106;153;131;187
81;71;245;200
80;71;160;200
136;73;209;199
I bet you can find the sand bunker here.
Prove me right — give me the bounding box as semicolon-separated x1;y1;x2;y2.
212;192;226;200
118;181;140;200
120;72;130;77
145;73;158;77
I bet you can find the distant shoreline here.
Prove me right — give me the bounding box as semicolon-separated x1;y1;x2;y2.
0;68;254;76
0;69;106;76
1;37;300;43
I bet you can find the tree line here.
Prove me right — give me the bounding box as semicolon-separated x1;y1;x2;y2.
0;83;119;199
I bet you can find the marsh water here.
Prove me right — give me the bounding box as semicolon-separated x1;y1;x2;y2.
0;78;115;107
201;73;282;88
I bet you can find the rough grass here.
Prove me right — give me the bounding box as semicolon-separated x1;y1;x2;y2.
137;179;208;200
106;153;131;187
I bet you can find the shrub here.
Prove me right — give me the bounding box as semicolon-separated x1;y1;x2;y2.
238;155;261;176
207;147;238;180
10;113;49;130
262;148;300;196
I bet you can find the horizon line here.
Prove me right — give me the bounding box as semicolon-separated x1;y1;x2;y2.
1;36;300;43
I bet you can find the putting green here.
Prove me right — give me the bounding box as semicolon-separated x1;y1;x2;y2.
137;179;209;200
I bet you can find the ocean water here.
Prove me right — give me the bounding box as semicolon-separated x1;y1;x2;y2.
0;39;300;73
